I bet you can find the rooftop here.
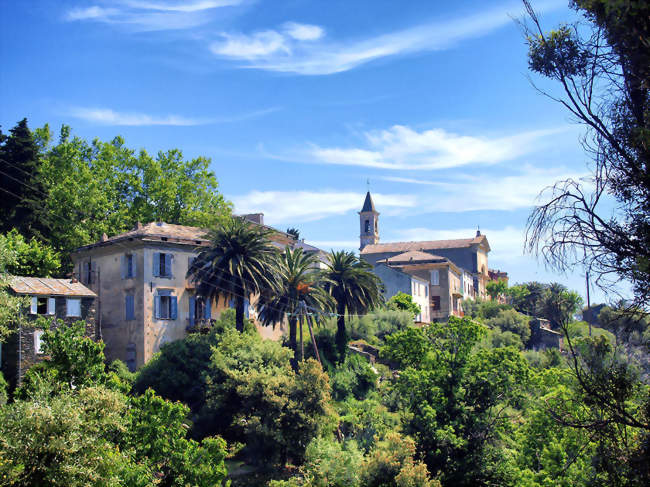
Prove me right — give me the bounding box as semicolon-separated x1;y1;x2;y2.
385;250;448;265
361;234;489;254
360;191;377;213
10;277;97;297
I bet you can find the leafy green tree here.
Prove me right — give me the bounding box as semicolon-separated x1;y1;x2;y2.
201;328;332;465
541;283;583;329
33;124;231;260
391;317;532;485
387;291;421;317
0;118;52;242
0;229;62;277
506;284;531;312
380;327;432;369
337;395;401;452
188;217;279;332
322;251;383;360
127;389;228;487
0;238;27;343
486;278;508;301
0;371;7;406
258;246;333;366
0;385;154;487
523;0;650;306
486;308;532;345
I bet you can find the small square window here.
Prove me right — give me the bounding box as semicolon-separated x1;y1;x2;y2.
36;297;48;315
67;298;81;317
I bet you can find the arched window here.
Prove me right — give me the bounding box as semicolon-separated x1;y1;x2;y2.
364;219;370;233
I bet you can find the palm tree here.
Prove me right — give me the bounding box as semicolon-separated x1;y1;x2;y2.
257;247;333;368
321;250;383;360
187;217;279;332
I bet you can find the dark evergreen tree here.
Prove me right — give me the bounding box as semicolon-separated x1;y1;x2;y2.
0;119;51;241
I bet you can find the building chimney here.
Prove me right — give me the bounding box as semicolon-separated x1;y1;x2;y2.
101;233;108;242
242;213;264;226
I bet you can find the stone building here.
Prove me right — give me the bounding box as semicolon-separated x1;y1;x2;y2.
358;191;489;321
1;277;97;388
71;216;325;370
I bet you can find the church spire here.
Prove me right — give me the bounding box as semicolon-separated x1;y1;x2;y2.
359;191;379;251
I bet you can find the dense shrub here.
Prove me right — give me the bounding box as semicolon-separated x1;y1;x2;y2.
331;354;377;401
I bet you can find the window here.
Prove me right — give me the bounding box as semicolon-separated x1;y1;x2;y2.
31;297;55;315
430;269;440;286
425;286;428;298
66;298;81;317
83;261;94;284
122;254;136;279
125;294;135;320
431;296;441;310
188;296;211;326
364;219;370;233
153;253;172;278
154;290;177;320
34;329;44;354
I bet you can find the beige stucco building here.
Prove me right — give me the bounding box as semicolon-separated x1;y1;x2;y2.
72;216;325;370
358;192;490;322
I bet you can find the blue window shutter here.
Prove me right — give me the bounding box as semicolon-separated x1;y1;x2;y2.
189;296;195;326
171;296;178;320
154;295;161;319
121;255;126;279
165;254;172;277
126;295;135;320
153;253;160;277
204;298;211;319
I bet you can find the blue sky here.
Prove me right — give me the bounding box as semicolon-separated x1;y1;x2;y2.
1;0;616;302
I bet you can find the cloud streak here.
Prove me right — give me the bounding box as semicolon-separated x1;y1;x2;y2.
302;125;566;171
65;0;244;31
68;106;279;126
210;1;562;74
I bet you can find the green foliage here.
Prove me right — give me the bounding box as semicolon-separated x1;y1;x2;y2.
486;308;531;345
39;125;231;255
337;394;401;452
127;389;228;487
381;327;431;369
0;385;154;487
301;436;364;487
344;309;414;345
0;237;28;343
486;278;508;300
387;292;421;317
489;328;524;350
202;329;332;465
188;216;279;332
462;298;510;321
390;317;532;485
0;229;62;277
360;433;439;487
330;354;377;401
0;371;7;406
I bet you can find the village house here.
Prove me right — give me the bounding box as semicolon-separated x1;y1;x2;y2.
71;215;326;370
0;276;97;388
358;192;490;321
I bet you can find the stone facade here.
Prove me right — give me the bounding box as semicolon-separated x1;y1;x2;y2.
1;281;97;390
529;318;563;350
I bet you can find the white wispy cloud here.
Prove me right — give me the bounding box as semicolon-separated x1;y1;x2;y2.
381;165;590;212
68;106;279;126
210;1;563;74
65;0;244;31
283;22;324;41
231;190;417;225
305;125;566;171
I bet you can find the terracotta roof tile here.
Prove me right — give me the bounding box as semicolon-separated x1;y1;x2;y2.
385;251;447;264
361;235;488;254
9;277;97;297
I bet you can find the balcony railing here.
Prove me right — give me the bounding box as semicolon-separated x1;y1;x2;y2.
186;318;214;333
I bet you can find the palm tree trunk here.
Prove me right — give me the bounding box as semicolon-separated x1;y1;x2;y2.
235;295;245;332
289;316;298;370
335;300;347;362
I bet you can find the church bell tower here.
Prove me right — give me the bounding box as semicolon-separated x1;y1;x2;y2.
359;191;379;250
